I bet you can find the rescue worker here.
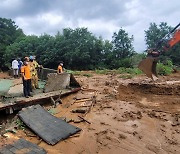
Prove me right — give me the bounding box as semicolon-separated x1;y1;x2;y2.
21;58;32;98
29;56;41;89
57;62;64;74
17;58;23;77
12;58;19;78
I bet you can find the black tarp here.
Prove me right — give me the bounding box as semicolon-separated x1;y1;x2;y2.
18;105;81;145
0;138;46;154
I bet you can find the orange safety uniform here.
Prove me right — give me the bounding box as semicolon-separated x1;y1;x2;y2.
57;65;63;73
21;65;31;80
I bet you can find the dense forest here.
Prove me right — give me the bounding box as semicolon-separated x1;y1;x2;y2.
0;17;179;71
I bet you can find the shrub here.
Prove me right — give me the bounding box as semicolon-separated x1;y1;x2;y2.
157;61;173;75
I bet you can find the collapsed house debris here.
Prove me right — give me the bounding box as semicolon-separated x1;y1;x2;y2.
72;90;97;110
0;69;81;113
0;70;97;151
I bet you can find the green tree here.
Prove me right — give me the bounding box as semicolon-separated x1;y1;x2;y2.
111;28;135;68
5;35;39;68
145;22;180;66
145;22;172;50
0;18;24;69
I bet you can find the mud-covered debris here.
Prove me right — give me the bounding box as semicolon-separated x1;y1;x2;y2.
78;116;91;124
175;129;180;133
80;101;93;107
74;93;92;100
105;80;118;87
166;137;178;145
5;128;16;134
74;98;92;104
100;122;110;126
147;111;169;121
132;124;138;128
60;117;73;123
122;111;142;120
118;134;127;139
72;107;88;113
146;144;160;153
73;119;84;123
132;131;142;140
171;114;180;126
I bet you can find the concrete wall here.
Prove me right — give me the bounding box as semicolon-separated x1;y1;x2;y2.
38;68;57;80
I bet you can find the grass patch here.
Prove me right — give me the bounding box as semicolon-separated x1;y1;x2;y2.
119;74;134;79
117;67;142;75
95;69;108;74
66;70;82;76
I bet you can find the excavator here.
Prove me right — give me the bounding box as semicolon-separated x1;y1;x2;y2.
138;23;180;80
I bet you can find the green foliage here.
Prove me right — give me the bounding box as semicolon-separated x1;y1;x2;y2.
131;53;146;67
117;58;133;68
145;22;172;49
1;17;147;71
112;28;134;59
118;74;134;79
15;118;26;130
3;26;137;70
95;69;108;74
117;67;142;75
66;70;82;76
145;22;180;67
0;18;24;69
157;60;173;75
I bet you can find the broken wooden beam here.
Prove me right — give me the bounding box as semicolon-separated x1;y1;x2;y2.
78;115;91;124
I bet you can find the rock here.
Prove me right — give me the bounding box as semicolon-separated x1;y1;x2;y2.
118;134;127;139
72;107;88;113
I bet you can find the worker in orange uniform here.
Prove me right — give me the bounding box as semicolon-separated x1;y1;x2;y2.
57;62;64;74
21;58;33;98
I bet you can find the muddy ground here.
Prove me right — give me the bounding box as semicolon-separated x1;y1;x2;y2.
0;71;180;154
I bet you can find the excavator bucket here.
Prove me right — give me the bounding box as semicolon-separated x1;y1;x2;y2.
138;57;158;80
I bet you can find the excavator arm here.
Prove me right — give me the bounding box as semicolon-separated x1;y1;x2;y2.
138;23;180;80
168;29;180;48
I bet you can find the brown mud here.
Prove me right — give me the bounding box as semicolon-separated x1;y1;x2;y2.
0;72;10;79
0;72;180;154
